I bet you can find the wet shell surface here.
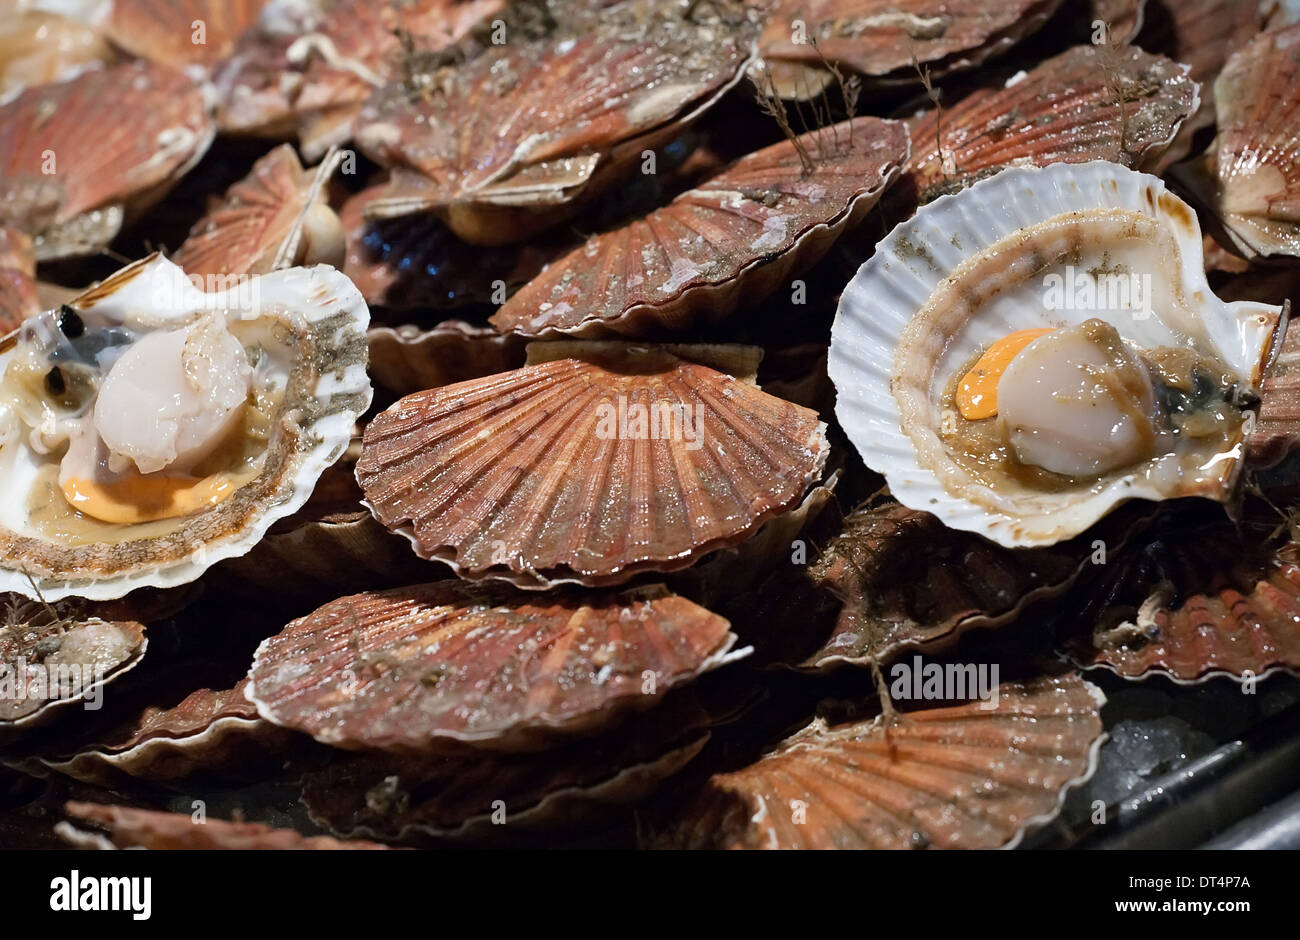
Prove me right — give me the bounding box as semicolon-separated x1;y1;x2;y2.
57;801;389;850
1063;508;1300;682
648;673;1106;850
301;696;711;843
0;62;214;261
757;0;1061;98
902;44;1197;207
247;582;741;751
0;226;39;332
490;118;909;338
41;679;281;786
1248;313;1300;467
0;599;146;738
0;8;114;101
1192;23;1300;259
357;343;829;587
803;500;1100;670
829;161;1284;547
0;254;372;600
354;1;759;243
172;144;344;278
105;0;268;71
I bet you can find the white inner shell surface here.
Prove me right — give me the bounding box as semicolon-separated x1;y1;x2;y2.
0;254;371;600
829;161;1284;547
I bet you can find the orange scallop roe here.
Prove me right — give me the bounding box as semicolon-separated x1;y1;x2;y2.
956;328;1055;420
62;472;238;525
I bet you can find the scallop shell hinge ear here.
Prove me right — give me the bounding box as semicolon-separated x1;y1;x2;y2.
0;253;372;601
829;161;1286;548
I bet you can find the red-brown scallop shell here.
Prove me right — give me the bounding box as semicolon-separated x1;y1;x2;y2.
172;144;343;278
1137;0;1276;169
901;44;1197;207
756;0;1062;100
368;323;526;399
1192;23;1300;259
1248;304;1300;467
340;183;554;311
41;679;286;787
0;9;114;100
0;600;147;743
1063;506;1300;682
105;0;268;71
356;344;830;588
648;673;1105;850
489;117;909;338
301;694;712;843
58;801;389;850
0;226;38;332
353;1;759;244
801;501;1096;671
247;582;740;751
214;0;503;160
0;62;214;260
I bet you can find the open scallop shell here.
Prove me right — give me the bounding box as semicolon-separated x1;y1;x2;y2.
57;801;389;850
357;343;829;588
301;694;711;844
1185;23;1300;259
247;582;742;752
0;598;146;742
105;0;267;71
489;117;909;338
40;679;286;787
0;254;372;601
354;1;759;244
829;161;1284;547
901;45;1197;207
647;673;1106;850
172;144;344;278
756;0;1061;100
0;62;214;261
0;226;38;332
1062;505;1300;682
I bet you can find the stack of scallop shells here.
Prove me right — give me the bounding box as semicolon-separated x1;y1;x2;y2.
0;0;1298;851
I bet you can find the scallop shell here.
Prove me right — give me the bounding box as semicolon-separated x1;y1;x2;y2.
489;117;909;338
647;673;1106;850
105;0;268;71
0;601;146;741
40;679;287;787
247;582;741;752
1062;507;1300;682
0;226;38;332
1137;0;1274;169
340;184;554;311
901;45;1197;207
802;501;1103;671
0;9;114;101
829;161;1283;547
0;254;372;601
301;696;711;843
57;801;389;850
0;62;214;261
1190;23;1300;259
214;0;503;160
354;1;759;243
368;323;526;399
172;144;344;278
357;343;829;587
756;0;1062;99
1248;309;1300;467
